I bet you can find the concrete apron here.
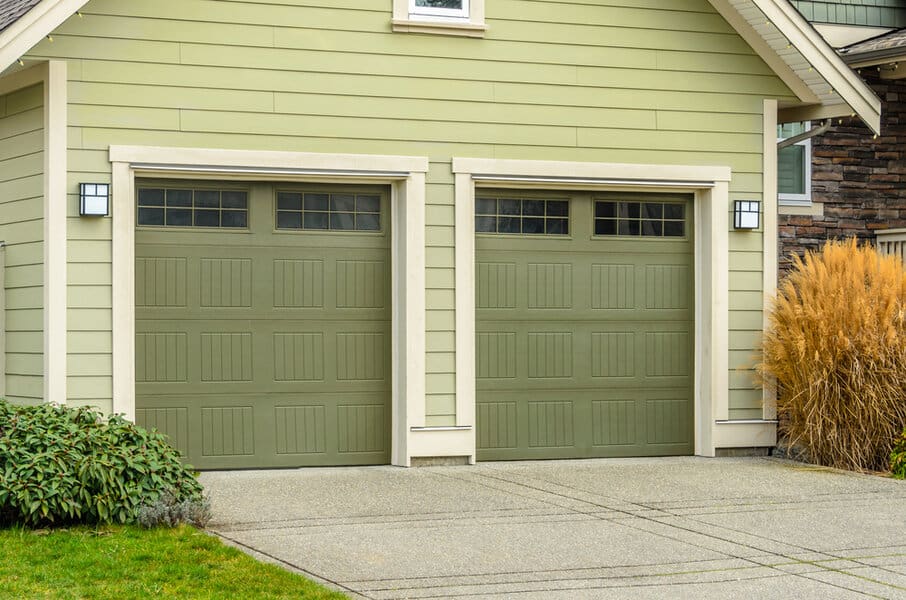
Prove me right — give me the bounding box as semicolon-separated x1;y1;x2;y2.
201;457;906;600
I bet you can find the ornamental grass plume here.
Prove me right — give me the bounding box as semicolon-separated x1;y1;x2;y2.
759;238;906;472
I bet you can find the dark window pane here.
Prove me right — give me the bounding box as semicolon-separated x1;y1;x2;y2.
222;191;248;209
498;217;520;233
522;217;544;234
643;203;663;219
277;211;302;229
330;194;356;212
194;210;220;227
304;193;329;211
499;199;521;215
475;198;496;215
221;210;247;228
278;192;302;211
621;202;641;219
664;221;685;237
595;202;615;218
195;190;220;208
595;219;616;236
166;189;192;207
546;218;569;235
138;188;164;207
619;220;640;236
330;212;355;230
138;207;164;225
303;212;328;230
642;220;663;236
664;204;685;220
475;216;496;232
416;0;462;7
166;209;192;226
356;214;381;231
546;201;569;216
357;195;381;213
523;200;545;216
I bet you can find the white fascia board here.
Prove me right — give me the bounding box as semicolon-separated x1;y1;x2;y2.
0;0;89;72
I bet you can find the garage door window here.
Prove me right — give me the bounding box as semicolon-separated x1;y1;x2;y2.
594;200;685;238
475;196;569;235
276;191;382;232
137;186;249;229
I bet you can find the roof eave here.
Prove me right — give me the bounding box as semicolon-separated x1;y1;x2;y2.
0;0;87;73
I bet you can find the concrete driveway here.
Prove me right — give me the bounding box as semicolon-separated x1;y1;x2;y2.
201;457;906;599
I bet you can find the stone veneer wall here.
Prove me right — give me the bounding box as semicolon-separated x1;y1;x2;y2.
778;72;906;271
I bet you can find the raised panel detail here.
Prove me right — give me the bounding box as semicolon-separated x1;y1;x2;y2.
645;265;690;309
201;258;252;307
201;333;253;381
275;406;326;454
477;332;516;379
528;263;572;309
591;332;635;378
592;264;634;309
336;333;384;381
274;259;323;308
136;332;187;382
274;333;324;381
135;257;186;307
528;332;572;378
477;402;517;449
647;399;689;444
336;260;385;308
646;332;689;377
528;401;574;448
337;405;384;453
476;262;516;309
592;401;635;446
201;407;254;456
136;407;189;456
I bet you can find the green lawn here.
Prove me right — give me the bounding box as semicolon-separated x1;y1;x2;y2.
0;525;348;599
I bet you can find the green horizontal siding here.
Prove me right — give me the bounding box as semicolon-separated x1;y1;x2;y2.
0;83;43;405
24;0;795;422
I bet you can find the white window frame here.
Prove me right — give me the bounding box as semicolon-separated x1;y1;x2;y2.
777;121;812;206
409;0;469;20
392;0;486;37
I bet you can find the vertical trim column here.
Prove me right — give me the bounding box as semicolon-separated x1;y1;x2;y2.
762;99;779;420
43;60;67;405
0;241;5;399
110;161;135;420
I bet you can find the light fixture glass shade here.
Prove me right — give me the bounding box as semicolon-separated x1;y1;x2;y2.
734;200;760;230
80;183;110;216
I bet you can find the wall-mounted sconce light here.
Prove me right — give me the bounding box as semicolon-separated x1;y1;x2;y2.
80;183;109;217
734;200;760;230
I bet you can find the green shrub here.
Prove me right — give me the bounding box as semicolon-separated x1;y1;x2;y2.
891;429;906;479
136;491;212;529
759;239;906;472
0;400;203;526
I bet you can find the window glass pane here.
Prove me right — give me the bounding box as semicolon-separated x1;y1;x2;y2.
499;199;521;215
277;211;302;229
416;0;463;7
278;192;302;211
303;212;328;230
475;198;496;215
222;191;247;209
522;217;544;234
641;220;663;236
221;211;247;228
546;201;568;217
620;203;641;219
357;195;381;213
304;193;329;211
166;189;192;207
195;190;220;208
139;188;164;207
595;202;615;218
778;145;806;195
330;194;356;212
664;221;685;237
498;217;520;233
595;219;616;236
356;214;381;231
642;203;663;219
522;200;545;216
194;210;220;227
330;212;355;230
619;220;640;236
138;207;164;225
546;218;568;235
663;204;685;220
166;209;192;226
475;216;496;232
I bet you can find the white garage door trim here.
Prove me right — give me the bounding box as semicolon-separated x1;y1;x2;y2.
109;146;428;467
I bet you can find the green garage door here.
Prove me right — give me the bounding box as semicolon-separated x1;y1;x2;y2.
134;181;391;469
475;191;694;461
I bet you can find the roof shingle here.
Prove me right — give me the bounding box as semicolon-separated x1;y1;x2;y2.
0;0;42;34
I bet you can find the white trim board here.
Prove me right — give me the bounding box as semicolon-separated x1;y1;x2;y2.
109;145;428;467
452;157;734;457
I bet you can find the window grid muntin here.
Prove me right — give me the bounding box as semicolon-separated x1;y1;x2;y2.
137;187;249;229
593;200;686;238
475;197;569;236
275;191;382;232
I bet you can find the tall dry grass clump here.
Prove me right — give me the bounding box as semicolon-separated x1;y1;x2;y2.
760;238;906;472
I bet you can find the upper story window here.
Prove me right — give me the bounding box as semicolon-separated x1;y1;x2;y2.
392;0;486;37
777;121;812;205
